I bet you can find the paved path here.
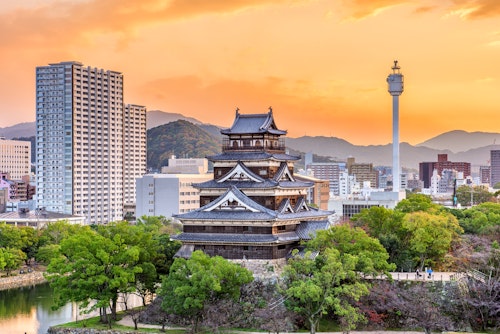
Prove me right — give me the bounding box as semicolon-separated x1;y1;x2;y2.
383;272;458;281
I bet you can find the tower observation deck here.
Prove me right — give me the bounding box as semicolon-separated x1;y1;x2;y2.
387;61;404;193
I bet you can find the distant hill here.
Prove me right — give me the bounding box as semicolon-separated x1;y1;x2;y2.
5;112;500;170
147;120;221;171
0;122;36;138
416;130;500;153
147;110;202;129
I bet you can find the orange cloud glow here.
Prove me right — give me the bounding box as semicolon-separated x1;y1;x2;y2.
0;0;499;145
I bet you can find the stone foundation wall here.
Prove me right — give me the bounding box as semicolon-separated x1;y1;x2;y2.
0;270;47;291
231;258;287;281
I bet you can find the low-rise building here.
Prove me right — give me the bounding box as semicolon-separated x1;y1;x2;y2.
135;173;213;218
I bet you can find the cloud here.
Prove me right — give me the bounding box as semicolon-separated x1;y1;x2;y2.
449;0;500;19
0;0;294;49
340;0;409;19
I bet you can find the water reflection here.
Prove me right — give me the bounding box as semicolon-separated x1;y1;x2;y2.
0;283;74;334
0;283;145;334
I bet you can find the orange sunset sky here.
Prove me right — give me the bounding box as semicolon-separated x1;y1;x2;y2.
0;0;499;145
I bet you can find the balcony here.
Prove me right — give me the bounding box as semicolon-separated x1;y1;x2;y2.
222;138;285;153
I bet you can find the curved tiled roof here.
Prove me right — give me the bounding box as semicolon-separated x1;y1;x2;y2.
172;231;300;243
175;185;332;222
207;152;300;162
295;220;331;240
220;110;287;135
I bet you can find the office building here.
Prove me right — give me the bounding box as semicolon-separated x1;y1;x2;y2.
347;157;379;188
490;150;500;187
135;173;213;218
294;173;330;210
35;61;145;224
419;154;471;188
0;138;31;180
306;162;343;195
479;165;491;185
161;157;209;174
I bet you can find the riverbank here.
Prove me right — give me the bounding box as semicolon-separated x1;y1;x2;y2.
0;267;47;291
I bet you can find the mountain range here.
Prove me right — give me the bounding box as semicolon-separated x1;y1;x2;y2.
2;110;499;170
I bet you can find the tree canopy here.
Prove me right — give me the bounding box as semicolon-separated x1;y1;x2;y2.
159;250;253;332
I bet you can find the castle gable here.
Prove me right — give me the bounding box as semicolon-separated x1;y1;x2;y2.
274;162;295;182
217;161;265;183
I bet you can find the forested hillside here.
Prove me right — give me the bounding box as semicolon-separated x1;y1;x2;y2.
147;120;220;171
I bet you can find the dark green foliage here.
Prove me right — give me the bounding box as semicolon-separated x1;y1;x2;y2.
147;120;220;170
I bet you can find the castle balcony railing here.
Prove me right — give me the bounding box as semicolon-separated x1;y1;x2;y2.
222;138;286;153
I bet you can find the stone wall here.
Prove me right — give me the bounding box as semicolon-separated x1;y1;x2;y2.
0;270;47;291
231;258;287;281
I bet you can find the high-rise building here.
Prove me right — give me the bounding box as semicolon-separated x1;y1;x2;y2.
479;165;491;185
490;150;500;187
0;138;31;180
35;61;145;224
123;104;147;207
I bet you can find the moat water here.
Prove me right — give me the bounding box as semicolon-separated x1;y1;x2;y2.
0;283;74;334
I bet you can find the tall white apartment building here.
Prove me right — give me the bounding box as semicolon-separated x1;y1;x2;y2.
36;61;145;224
0;138;31;180
123;104;147;206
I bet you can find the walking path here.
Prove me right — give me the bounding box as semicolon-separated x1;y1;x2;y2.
387;271;458;281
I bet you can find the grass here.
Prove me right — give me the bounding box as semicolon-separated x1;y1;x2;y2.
54;314;185;333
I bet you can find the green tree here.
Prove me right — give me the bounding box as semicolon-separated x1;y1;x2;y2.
455;185;494;207
159;250;253;332
310;224;396;276
452;202;500;234
0;247;26;276
395;193;442;213
46;225;144;326
352;206;409;269
38;220;85;247
283;247;368;334
403;211;463;269
0;223;23;249
18;226;39;265
283;225;395;333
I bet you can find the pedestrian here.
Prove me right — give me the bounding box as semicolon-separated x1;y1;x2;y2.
427;267;433;279
416;268;421;278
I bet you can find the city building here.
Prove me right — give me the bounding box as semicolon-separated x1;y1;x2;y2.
490;150;500;188
347;157;379;189
0;208;84;229
305;162;343;195
123;104;147;208
419;154;471;188
479;165;491;185
0;138;31;180
161;157;209;174
328;191;401;221
172;109;332;260
294;173;330;210
135;173;213;218
35;61;145;224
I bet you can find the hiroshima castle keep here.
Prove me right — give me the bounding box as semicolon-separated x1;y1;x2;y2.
172;108;333;260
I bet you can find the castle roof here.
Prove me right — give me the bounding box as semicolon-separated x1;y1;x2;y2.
174;185;331;222
207;152;300;162
220;109;287;136
172;221;330;245
193;161;313;190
